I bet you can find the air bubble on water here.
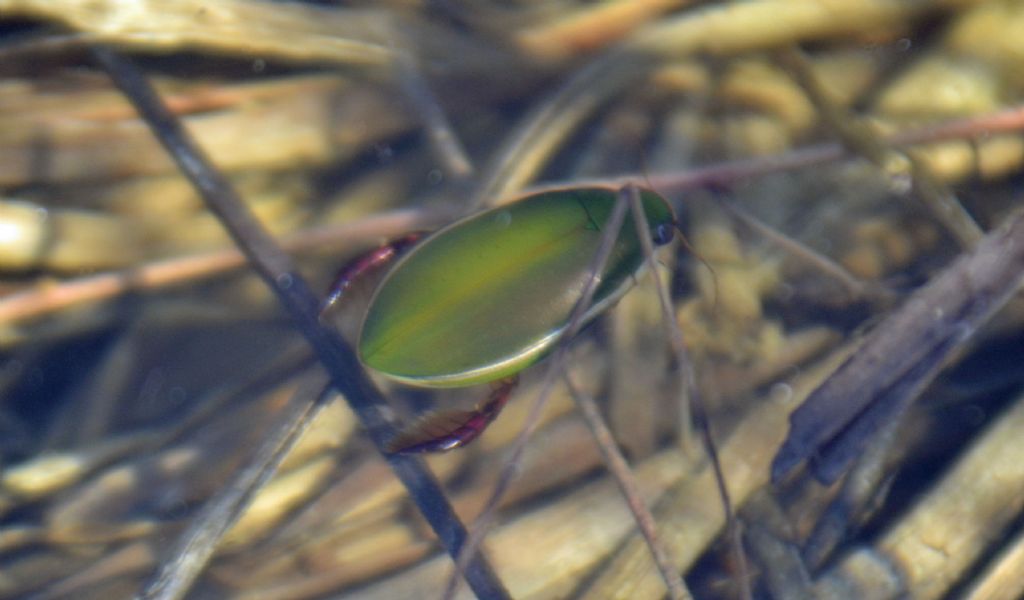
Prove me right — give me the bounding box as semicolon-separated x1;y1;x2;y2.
374;144;395;162
770;382;794;405
494;210;512;228
168;386;187;405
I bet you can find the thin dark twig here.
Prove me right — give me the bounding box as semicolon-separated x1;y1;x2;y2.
773;205;1024;484
628;187;751;600
89;46;509;600
564;374;691;600
442;186;634;600
801;406;906;569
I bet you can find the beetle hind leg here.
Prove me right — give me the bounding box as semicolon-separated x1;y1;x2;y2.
319;232;424;318
387;376;519;454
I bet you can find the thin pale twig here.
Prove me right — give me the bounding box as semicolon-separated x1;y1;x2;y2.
564;373;692;600
140;372;333;600
643;106;1024;194
0;208;449;327
714;195;895;305
628;186;752;600
388;25;475;184
442;186;634;600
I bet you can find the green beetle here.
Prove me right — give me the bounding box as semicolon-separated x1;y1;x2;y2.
323;185;676;452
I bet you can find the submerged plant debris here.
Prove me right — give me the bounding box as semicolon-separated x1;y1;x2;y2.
0;1;1023;599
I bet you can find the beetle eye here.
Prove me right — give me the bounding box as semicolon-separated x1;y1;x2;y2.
652;223;675;246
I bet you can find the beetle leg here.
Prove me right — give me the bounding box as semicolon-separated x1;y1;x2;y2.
319;232;424;317
387;376;519;454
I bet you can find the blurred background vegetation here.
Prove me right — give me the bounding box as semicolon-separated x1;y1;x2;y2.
0;1;1023;598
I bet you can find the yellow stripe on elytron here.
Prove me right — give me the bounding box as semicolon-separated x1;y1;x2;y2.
361;213;589;371
383;272;639;388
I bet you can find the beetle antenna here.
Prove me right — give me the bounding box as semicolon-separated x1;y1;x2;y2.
639;158;721;313
674;221;720;313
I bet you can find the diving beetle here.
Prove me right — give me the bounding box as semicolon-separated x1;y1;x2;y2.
321;185;677;453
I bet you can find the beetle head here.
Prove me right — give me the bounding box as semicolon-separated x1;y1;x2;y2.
652;222;675;246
